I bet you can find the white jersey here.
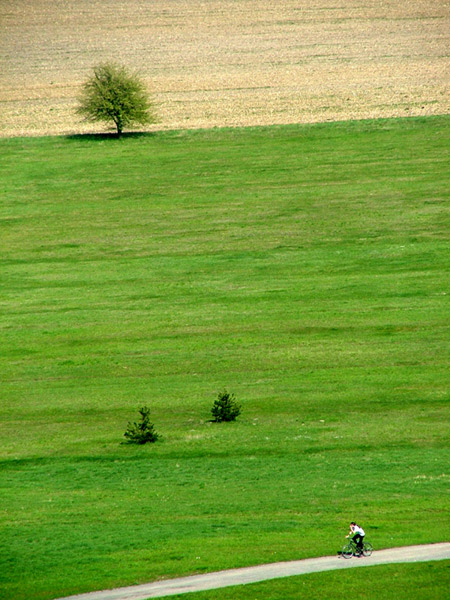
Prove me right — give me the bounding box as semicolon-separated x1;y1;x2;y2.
352;525;365;536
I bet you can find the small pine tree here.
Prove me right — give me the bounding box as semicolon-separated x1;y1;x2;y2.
124;406;159;444
211;390;241;422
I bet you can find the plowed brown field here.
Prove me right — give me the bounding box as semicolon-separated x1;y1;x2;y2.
1;0;449;137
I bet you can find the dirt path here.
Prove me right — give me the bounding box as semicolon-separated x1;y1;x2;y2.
56;543;450;600
1;1;448;137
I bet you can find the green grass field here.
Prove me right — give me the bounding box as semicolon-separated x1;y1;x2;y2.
1;117;449;600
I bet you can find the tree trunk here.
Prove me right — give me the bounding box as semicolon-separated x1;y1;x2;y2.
114;118;123;138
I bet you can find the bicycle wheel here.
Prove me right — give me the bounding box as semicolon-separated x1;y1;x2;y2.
363;542;373;557
342;543;353;559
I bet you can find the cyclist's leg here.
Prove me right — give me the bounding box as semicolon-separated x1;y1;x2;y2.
353;534;362;554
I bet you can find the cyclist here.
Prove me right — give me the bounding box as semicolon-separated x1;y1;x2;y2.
346;521;365;554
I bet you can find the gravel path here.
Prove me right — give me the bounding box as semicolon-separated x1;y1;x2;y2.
56;543;450;600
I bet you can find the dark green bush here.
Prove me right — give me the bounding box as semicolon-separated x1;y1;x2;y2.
123;406;159;444
211;390;241;422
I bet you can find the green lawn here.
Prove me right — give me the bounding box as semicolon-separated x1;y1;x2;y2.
0;117;449;600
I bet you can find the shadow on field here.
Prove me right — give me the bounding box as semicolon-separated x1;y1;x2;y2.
66;131;157;142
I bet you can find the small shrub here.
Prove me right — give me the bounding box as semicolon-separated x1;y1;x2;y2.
211;390;241;422
123;406;159;444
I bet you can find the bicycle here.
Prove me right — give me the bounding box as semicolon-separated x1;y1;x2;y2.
341;537;373;559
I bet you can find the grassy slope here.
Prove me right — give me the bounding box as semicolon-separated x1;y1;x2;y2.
0;117;449;599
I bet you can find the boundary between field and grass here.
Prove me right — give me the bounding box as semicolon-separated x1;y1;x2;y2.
55;543;450;600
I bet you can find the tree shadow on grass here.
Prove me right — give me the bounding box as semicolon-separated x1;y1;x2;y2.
65;131;157;142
